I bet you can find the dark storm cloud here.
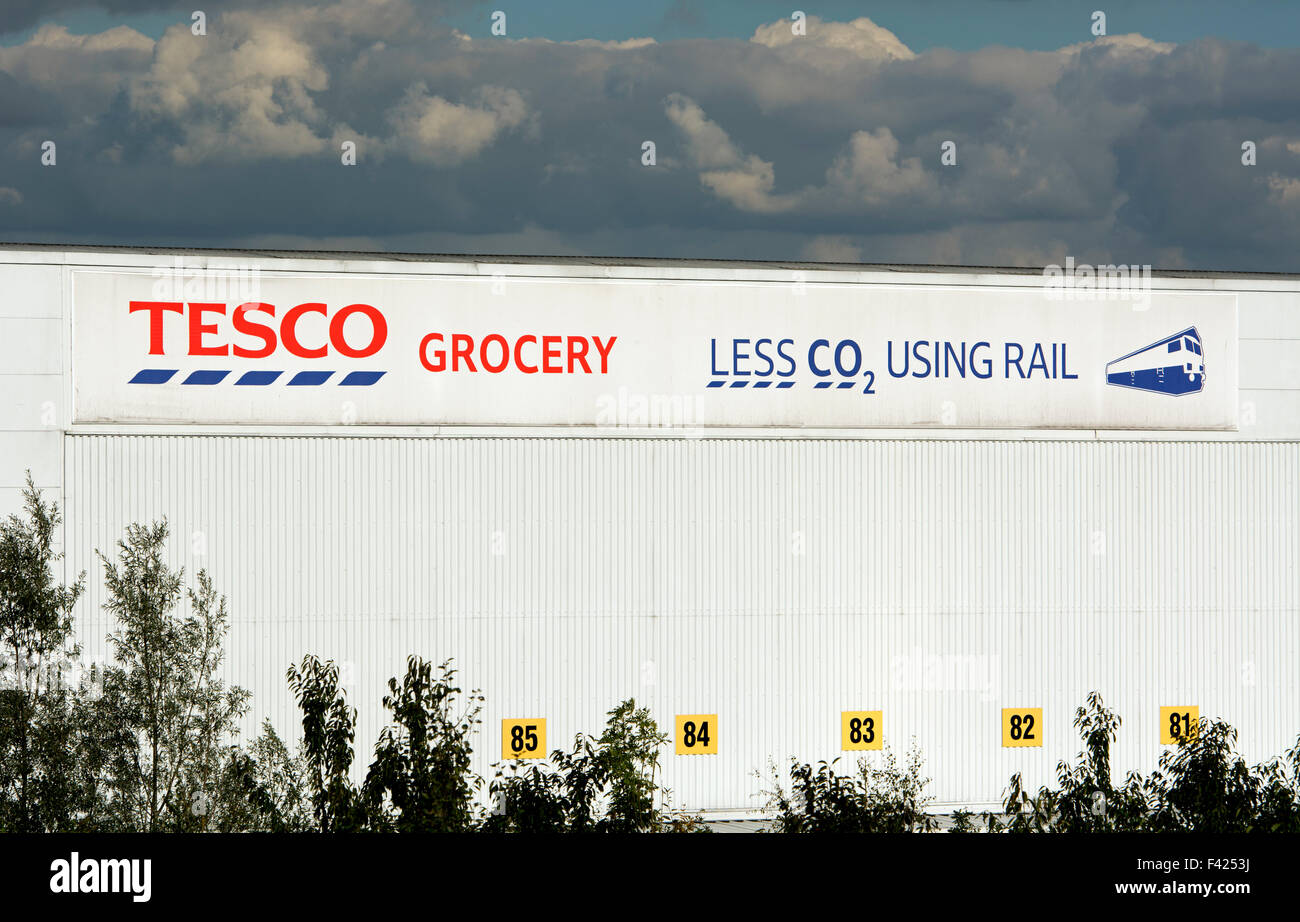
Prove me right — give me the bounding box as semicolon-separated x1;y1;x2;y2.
0;2;1297;270
0;69;54;125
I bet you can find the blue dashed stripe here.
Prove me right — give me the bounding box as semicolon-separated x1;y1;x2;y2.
235;371;284;386
288;371;334;386
182;370;230;385
129;369;178;384
705;379;856;392
131;369;386;386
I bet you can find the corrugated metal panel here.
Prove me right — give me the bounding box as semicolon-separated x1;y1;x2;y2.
63;435;1300;812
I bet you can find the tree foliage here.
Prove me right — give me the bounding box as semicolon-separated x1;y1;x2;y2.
96;523;250;831
286;655;367;832
990;694;1300;833
3;479;1300;835
0;474;85;831
364;657;484;832
485;698;687;833
766;743;940;833
1144;719;1300;832
215;721;313;832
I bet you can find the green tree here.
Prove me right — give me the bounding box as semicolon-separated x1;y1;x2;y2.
549;734;609;831
993;694;1300;833
0;473;85;831
598;699;669;832
286;655;367;832
16;667;126;831
486;698;674;833
1048;692;1148;832
97;521;250;831
363;656;484;832
487;733;607;833
486;756;570;833
948;808;980;833
766;743;939;833
999;771;1060;833
1144;718;1298;832
216;721;313;832
1251;735;1300;832
767;759;868;833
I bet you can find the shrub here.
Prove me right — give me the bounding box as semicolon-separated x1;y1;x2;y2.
486;698;680;833
766;743;939;833
1145;719;1300;832
364;657;484;832
993;694;1300;833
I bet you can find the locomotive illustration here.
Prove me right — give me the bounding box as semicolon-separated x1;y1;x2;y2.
1105;326;1205;396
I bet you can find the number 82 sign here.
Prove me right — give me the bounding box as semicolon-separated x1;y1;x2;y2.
1001;708;1043;747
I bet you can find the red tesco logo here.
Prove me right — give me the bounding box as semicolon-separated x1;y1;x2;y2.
128;300;388;358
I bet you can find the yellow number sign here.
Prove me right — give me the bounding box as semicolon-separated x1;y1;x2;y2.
1160;706;1199;744
502;718;546;759
841;711;883;751
1001;708;1043;747
675;714;717;755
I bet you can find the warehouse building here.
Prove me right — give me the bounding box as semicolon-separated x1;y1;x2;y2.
1;243;1296;815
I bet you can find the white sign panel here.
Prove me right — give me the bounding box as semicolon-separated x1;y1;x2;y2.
71;268;1238;429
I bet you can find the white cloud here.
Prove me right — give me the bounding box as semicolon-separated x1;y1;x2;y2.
822;127;931;206
0;5;1295;271
665;93;797;212
1060;33;1176;58
1267;174;1300;204
119;2;528;166
666;95;934;214
17;22;154;54
664;93;746;169
0;24;154;110
129;20;332;163
386;84;528;165
566;38;657;50
751;15;914;63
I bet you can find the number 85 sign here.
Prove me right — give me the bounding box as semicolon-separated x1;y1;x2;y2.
502;718;546;759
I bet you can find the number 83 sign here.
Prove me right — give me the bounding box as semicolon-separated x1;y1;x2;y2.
841;711;883;751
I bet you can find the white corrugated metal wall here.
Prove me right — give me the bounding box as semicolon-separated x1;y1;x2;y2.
62;434;1300;812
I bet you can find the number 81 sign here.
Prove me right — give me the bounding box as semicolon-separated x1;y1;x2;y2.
1160;706;1199;744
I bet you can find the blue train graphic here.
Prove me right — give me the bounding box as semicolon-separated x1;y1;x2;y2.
1106;326;1205;396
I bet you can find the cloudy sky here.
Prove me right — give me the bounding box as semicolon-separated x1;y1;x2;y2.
1;0;1298;270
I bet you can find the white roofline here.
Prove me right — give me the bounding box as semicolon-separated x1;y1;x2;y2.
2;239;1300;282
0;240;1294;295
